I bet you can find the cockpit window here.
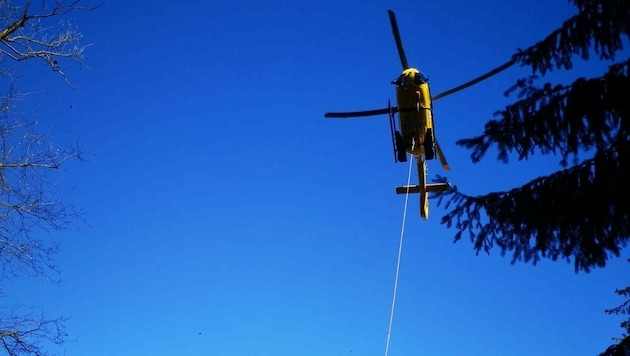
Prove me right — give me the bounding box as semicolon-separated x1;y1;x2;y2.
414;72;428;85
393;70;429;87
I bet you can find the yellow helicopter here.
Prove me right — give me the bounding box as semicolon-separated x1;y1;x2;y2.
325;9;516;219
325;9;451;220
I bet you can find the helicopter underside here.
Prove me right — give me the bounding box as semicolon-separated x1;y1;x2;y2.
324;9;453;220
395;83;435;158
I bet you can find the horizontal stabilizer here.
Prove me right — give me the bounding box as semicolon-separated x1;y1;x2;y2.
395;182;451;195
395;185;421;194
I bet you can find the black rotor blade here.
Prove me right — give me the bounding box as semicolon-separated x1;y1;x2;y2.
388;9;409;70
435;139;450;171
432;58;516;101
325;107;394;118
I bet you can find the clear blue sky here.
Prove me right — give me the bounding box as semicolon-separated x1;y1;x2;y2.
7;0;629;355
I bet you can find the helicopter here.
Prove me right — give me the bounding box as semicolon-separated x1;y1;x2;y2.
325;9;451;220
325;9;516;219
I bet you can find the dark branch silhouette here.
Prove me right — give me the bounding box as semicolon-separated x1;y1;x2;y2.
436;0;630;272
431;0;629;352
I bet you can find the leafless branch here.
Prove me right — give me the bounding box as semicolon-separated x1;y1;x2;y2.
0;2;94;355
0;304;67;356
0;112;84;282
0;0;102;87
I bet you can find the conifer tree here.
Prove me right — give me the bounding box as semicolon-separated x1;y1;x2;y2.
438;0;629;273
435;1;629;353
600;259;630;355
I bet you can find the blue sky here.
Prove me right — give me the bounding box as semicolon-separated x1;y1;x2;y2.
6;0;630;355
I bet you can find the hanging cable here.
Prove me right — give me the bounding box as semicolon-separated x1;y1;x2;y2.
381;59;517;353
384;153;414;356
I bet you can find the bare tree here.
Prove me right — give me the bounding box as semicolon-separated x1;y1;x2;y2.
0;1;97;355
0;0;99;86
0;306;67;356
0;86;83;282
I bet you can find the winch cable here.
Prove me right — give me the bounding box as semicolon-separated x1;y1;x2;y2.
384;153;414;356
379;56;516;356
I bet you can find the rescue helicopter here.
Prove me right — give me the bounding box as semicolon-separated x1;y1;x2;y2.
325;9;450;220
324;9;515;219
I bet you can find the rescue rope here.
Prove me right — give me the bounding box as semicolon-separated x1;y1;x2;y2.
384;154;414;356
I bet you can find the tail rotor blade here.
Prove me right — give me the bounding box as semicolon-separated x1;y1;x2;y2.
435;139;450;170
388;9;409;70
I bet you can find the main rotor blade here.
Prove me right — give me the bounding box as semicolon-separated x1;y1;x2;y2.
324;107;393;118
388;9;409;70
435;139;450;171
324;106;419;118
432;58;516;101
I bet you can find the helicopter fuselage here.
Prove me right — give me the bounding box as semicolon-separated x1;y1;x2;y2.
394;68;435;159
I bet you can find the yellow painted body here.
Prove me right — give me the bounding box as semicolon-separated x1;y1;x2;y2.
394;68;446;219
395;68;434;157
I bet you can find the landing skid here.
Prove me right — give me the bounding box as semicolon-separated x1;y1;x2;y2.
388;101;407;162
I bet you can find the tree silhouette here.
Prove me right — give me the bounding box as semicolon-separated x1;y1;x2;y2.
434;0;629;353
437;0;629;273
599;259;630;355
